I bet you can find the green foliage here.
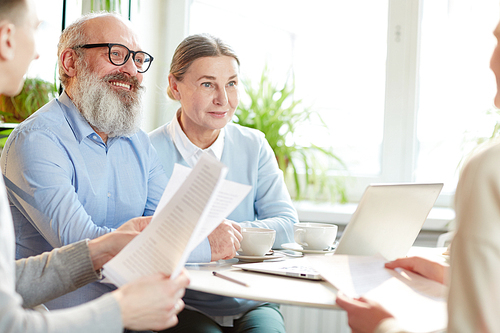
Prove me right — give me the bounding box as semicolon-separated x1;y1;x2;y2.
482;108;500;141
90;0;122;12
90;0;140;14
0;78;57;123
234;67;347;202
0;127;14;148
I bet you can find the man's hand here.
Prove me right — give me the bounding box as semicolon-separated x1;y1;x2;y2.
385;256;448;285
336;292;394;333
88;216;152;270
114;269;190;331
208;220;242;261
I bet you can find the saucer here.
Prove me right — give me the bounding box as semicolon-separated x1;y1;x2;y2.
235;252;285;262
281;242;336;254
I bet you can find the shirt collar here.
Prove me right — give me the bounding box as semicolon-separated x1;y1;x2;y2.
58;91;115;147
168;109;225;168
58;91;96;143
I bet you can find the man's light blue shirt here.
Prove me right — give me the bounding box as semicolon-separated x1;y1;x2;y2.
1;92;210;308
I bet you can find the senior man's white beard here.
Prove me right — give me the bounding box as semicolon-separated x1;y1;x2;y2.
70;67;144;138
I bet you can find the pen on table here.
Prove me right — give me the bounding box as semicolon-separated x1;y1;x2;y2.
212;271;249;287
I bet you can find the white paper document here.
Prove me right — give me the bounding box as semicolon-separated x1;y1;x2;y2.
103;153;252;286
307;255;448;333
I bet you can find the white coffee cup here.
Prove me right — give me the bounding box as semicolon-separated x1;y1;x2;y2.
239;228;276;256
294;223;338;250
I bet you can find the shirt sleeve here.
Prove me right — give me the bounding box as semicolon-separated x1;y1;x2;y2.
238;138;298;248
448;143;500;332
0;292;123;333
2;128;114;248
15;240;99;308
186;238;212;263
3;236;123;333
145;141;168;217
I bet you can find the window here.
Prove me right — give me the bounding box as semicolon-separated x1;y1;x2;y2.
27;0;64;83
189;0;388;176
28;0;84;84
415;0;498;195
187;0;500;206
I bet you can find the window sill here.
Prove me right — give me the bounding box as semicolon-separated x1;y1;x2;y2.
293;201;455;232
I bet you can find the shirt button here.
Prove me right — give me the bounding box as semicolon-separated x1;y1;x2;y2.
107;193;111;198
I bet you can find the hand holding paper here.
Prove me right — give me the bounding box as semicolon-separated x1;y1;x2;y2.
307;255;448;333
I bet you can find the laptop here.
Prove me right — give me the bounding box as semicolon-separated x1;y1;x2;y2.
233;183;443;280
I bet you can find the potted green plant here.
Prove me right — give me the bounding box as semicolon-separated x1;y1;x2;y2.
234;67;347;202
0;77;57;147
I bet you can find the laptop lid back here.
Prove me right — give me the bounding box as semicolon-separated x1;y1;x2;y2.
334;183;443;260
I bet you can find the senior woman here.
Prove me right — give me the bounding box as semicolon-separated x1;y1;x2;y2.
149;34;298;332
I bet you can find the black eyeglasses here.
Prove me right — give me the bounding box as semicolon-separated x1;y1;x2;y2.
74;43;154;73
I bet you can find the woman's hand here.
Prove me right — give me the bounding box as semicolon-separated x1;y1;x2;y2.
336;292;394;333
385;256;448;285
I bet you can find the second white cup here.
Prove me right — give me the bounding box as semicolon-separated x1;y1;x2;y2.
294;223;338;250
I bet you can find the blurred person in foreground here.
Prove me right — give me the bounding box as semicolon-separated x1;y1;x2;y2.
336;12;500;333
0;0;189;332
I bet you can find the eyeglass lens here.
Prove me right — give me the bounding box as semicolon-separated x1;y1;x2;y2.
109;44;152;72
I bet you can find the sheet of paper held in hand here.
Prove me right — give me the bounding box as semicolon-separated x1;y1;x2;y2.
307;255;448;333
103;152;252;287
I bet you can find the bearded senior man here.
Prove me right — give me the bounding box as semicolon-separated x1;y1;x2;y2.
1;12;241;311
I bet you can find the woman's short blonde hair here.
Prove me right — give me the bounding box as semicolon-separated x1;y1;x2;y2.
167;33;240;100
